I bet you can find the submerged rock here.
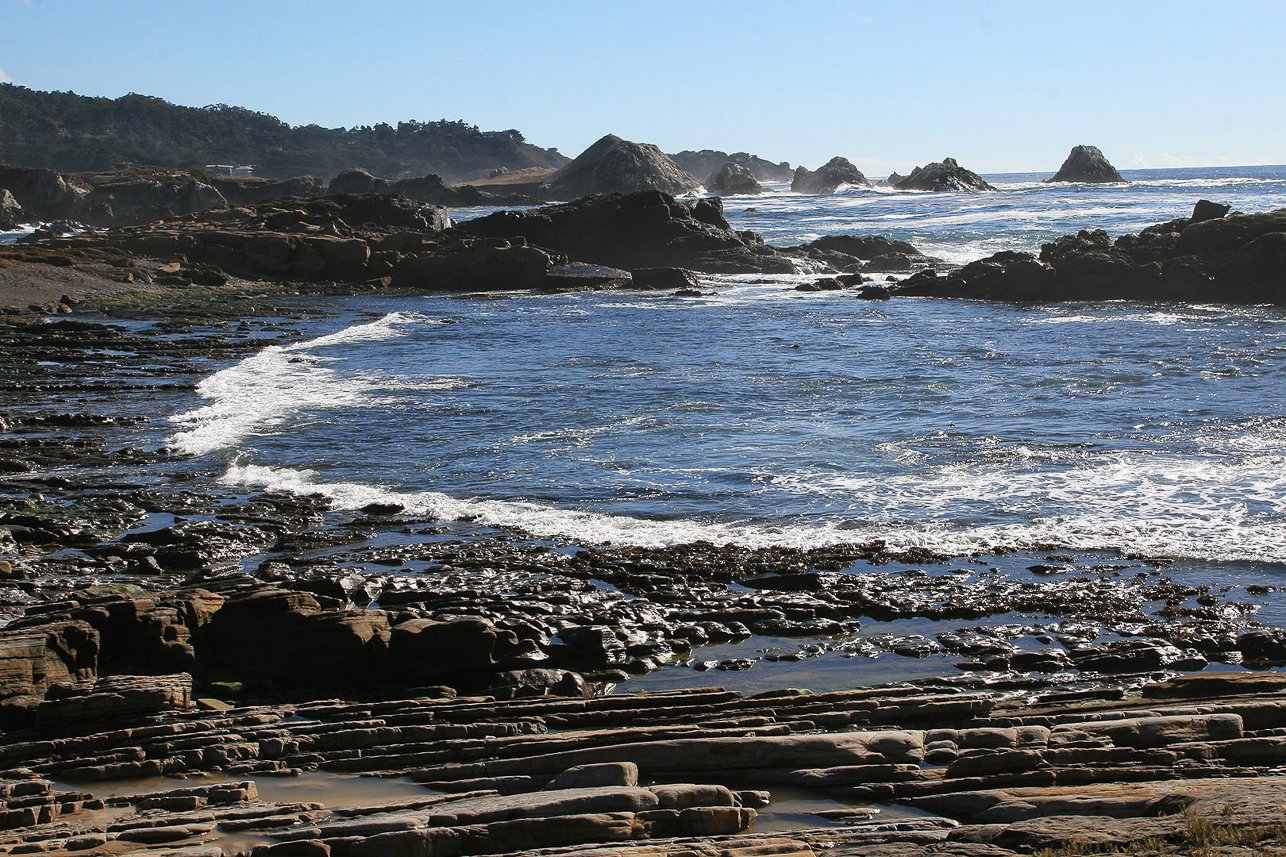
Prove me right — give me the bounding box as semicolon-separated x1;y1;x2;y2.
894;157;995;192
1046;144;1126;183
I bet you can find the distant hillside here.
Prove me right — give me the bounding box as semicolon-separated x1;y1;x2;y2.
0;84;569;182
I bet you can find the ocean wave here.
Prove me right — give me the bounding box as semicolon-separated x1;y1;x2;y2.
168;311;429;456
218;458;1286;563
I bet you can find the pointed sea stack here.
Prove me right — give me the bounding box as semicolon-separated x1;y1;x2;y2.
1046;144;1126;183
540;134;701;200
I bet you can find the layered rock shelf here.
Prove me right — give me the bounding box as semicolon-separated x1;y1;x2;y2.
2;675;1286;855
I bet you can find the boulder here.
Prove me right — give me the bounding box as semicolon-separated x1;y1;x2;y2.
791;157;871;194
895;157;995;192
1046;145;1125;183
328;167;383;195
706;162;764;195
541;135;702;200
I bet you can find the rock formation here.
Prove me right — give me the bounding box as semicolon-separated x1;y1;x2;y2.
706;162;764;195
671;150;793;182
899;200;1286;303
540;135;702;200
1047;144;1126;183
0;189;24;230
791;157;872;194
894;157;995;192
459;190;792;273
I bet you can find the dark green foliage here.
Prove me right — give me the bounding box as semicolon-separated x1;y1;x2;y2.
0;84;565;181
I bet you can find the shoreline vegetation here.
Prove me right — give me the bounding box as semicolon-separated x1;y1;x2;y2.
2;108;1286;852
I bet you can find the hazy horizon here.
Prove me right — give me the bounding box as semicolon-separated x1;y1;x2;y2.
2;0;1283;174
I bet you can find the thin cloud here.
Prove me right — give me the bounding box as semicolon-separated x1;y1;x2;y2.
0;68;12;84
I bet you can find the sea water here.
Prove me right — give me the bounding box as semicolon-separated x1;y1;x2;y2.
170;165;1286;565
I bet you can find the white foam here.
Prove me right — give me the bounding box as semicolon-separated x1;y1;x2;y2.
169;312;428;456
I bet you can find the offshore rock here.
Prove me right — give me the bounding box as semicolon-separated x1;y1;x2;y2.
541;135;702;200
898;201;1286;303
1046;144;1126;183
671;150;793;182
706;162;764;195
895;157;995;192
795;234;943;273
791;157;871;194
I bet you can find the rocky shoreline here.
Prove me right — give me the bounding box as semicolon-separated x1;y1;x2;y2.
2;299;1286;854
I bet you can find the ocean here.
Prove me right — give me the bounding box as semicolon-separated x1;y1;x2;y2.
168;165;1286;568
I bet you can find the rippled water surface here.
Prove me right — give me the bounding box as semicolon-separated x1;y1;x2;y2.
170;165;1286;563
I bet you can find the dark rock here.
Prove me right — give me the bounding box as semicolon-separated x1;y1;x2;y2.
706;163;764;195
541;135;701;200
1191;198;1231;223
541;263;633;291
630;267;699;290
901;206;1286;303
895;158;995;192
791;157;871;194
1046;145;1125;183
459;190;794;274
670;150;793;182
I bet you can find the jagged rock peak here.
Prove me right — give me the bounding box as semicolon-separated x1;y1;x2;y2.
791;157;871;194
894;157;995;192
1047;145;1126;183
542;134;701;200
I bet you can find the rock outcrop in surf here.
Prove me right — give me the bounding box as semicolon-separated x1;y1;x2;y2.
893;157;995;192
791;157;871;194
1047;144;1126;183
671;149;794;182
539;134;701;200
899;200;1286;303
706;162;764;195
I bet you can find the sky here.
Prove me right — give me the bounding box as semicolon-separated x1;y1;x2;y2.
1;0;1283;174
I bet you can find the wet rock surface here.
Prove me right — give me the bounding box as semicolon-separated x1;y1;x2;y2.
900;200;1286;303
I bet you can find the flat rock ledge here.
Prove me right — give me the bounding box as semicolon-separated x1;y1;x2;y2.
1;674;1286;855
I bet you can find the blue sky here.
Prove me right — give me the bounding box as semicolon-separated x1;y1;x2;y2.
2;0;1283;173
